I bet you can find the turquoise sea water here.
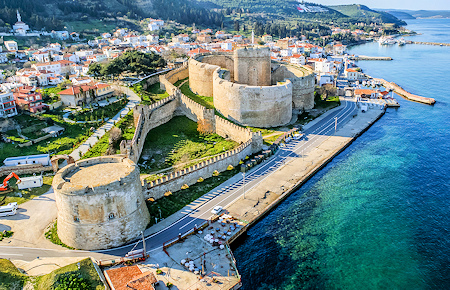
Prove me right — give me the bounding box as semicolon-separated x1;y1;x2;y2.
233;19;450;289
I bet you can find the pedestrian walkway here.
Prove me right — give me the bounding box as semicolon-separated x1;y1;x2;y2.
69;87;140;161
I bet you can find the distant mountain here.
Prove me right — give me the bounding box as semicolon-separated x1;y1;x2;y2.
380;9;450;19
381;10;416;20
329;4;406;25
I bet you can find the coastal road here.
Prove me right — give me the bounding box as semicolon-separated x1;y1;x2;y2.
0;98;357;261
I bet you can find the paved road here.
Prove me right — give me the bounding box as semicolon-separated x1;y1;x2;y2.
0;98;357;261
99;98;357;256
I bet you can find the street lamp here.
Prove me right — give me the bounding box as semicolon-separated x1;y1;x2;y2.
242;171;246;199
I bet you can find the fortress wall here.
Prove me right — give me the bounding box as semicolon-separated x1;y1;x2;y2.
143;140;253;200
123;95;179;163
188;58;220;97
234;47;271;86
213;69;293;128
272;64;316;111
201;55;235;79
159;65;189;95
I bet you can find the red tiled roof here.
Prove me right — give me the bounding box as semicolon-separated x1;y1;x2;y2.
105;266;156;290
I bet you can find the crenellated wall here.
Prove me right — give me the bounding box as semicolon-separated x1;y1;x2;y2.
121;70;263;199
159;65;189;95
213;68;293;128
271;64;315;111
142;140;254;199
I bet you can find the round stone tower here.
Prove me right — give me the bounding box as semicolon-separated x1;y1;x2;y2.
53;156;150;250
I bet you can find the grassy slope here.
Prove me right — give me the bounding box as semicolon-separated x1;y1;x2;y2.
35;258;103;290
330;4;405;25
179;81;214;109
139;116;237;173
0;259;27;290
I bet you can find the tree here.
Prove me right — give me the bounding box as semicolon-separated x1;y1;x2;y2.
234;21;240;32
87;63;102;77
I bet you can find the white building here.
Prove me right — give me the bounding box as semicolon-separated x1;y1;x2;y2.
345;68;359;81
318;74;334;86
12;11;29;35
0;91;18;118
3;154;50;166
4;41;18;52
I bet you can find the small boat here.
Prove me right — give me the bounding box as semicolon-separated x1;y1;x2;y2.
398;38;406;46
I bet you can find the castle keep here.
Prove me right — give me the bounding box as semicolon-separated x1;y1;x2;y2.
189;47;315;128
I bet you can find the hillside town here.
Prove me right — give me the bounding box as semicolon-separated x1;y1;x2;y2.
0;8;420;290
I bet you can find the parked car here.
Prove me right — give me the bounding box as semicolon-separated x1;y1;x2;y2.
211;205;223;215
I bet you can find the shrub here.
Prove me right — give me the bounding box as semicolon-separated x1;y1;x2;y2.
212;170;219;176
227;165;234;170
156;269;163;275
197;177;204;182
55;273;91;290
181;184;189;190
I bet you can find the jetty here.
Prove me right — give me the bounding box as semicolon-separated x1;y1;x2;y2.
408;41;450;47
349;55;393;61
374;78;436;105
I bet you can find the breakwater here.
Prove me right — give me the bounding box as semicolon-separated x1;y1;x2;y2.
374;78;436;105
409;41;450;47
350;55;393;61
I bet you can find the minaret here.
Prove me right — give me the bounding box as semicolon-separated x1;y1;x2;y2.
251;29;255;45
16;10;21;22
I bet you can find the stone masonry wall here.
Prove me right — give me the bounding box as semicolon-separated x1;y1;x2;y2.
213;68;293;128
0;164;53;177
121;69;263;200
159;65;189;95
271;64;315;111
143;140;253;199
234;47;271;86
53;156;150;250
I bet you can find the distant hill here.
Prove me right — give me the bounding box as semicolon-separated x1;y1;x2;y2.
380;9;450;19
329;4;406;25
0;0;224;33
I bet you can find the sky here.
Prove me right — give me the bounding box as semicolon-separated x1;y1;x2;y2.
310;0;450;10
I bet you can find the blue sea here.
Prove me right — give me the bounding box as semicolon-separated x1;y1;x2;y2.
233;19;450;289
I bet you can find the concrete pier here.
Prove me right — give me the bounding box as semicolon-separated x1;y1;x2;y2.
409;41;450;47
349;55;393;61
374;78;436;105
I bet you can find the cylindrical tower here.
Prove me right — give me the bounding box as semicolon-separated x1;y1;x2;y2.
233;47;271;86
53;156;150;250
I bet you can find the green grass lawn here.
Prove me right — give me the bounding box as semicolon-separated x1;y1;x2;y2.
146;167;239;227
0;259;27;290
1;176;53;206
44;220;74;250
139;116;238;174
0;110;96;164
179;81;214;109
66;20;117;33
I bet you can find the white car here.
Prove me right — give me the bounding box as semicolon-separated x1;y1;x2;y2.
211;206;223;215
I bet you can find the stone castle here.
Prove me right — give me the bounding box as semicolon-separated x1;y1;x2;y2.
52;48;315;250
189;47;315;128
